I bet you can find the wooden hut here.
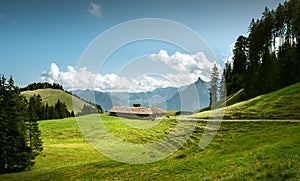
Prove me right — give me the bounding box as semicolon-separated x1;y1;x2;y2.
109;104;166;119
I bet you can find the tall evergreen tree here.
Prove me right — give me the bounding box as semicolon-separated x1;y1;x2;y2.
224;0;300;98
28;95;43;156
219;72;227;101
230;36;248;94
209;64;219;106
223;63;233;96
0;75;35;173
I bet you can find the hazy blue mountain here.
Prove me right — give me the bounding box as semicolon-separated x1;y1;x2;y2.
72;78;209;112
72;90;125;111
164;78;210;111
73;87;178;111
128;87;178;106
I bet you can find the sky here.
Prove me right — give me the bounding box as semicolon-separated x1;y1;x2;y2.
0;0;286;92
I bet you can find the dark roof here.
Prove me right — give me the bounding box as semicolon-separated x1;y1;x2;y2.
109;106;166;115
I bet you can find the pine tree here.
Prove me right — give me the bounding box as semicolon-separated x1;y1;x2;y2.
219;72;227;101
223;63;232;96
0;75;34;173
209;64;219;106
28;95;43;156
231;36;247;94
225;0;300;98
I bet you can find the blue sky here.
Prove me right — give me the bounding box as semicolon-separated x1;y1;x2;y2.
0;0;286;91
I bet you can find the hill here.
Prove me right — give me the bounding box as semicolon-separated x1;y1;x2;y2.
0;114;299;180
21;88;94;114
194;82;300;119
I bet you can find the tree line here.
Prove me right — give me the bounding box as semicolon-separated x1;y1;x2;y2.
29;94;104;119
224;0;300;99
28;94;75;121
21;82;63;91
0;75;43;173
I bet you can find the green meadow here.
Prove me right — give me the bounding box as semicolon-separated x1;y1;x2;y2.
194;82;300;119
0;114;299;180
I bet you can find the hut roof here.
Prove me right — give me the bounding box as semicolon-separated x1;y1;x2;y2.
109;106;166;115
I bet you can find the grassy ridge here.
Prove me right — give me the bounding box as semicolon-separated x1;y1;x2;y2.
0;114;299;180
194;82;300;119
21;88;90;114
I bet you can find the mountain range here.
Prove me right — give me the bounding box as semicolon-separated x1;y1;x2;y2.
72;77;209;112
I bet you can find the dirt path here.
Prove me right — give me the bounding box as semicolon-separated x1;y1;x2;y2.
175;115;300;122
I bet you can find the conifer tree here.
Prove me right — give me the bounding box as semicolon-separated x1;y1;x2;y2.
28;95;43;156
219;73;227;101
209;64;219;106
0;75;34;173
224;0;300;98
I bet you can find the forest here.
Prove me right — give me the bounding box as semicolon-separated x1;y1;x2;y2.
0;75;101;173
28;94;75;121
0;76;43;173
224;0;300;99
20;82;63;91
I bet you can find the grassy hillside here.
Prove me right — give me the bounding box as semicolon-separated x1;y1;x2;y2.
223;88;246;107
0;114;299;180
21;88;92;114
194;82;300;119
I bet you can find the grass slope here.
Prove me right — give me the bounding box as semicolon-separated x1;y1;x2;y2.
224;88;246;107
21;88;91;114
194;82;300;119
0;114;299;180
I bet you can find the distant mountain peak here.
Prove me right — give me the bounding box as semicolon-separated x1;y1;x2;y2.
73;77;210;112
196;77;207;84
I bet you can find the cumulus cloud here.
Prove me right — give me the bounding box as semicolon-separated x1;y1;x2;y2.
41;51;221;92
149;50;219;82
130;75;173;92
41;63;129;91
222;42;235;64
41;63;173;92
88;2;102;18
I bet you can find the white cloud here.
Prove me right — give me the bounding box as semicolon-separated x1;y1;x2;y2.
41;63;129;91
41;63;173;92
130;75;173;92
222;42;235;64
149;50;219;83
89;2;102;18
41;51;221;92
0;14;3;19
